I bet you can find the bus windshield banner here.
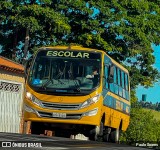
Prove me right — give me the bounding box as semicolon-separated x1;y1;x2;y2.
37;50;101;59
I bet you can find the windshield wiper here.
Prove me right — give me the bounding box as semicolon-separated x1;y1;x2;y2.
72;79;81;93
40;77;65;89
40;77;53;89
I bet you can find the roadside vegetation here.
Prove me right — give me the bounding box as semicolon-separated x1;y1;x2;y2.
120;91;160;144
143;108;160;121
120;107;160;143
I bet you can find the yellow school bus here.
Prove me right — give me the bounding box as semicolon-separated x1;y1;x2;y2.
23;45;130;142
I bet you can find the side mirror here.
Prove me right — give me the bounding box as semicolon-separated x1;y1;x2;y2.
108;64;114;83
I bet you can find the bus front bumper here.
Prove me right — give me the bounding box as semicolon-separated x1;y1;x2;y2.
23;104;101;126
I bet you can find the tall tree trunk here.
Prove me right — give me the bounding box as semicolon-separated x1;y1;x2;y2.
12;29;18;61
23;28;29;61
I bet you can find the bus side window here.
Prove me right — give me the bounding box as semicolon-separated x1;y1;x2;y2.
108;64;115;93
122;71;126;99
125;74;129;91
114;66;117;83
105;66;109;89
114;67;119;95
125;74;129;100
121;72;125;89
118;69;123;97
117;68;121;86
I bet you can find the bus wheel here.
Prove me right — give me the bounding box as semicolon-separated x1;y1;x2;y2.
89;122;103;141
103;127;111;142
110;128;120;143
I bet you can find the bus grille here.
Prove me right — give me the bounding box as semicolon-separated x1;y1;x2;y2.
41;102;80;110
37;111;82;119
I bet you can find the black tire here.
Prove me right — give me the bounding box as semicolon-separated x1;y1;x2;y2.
89;121;104;141
103;134;110;142
110;128;120;143
103;127;112;142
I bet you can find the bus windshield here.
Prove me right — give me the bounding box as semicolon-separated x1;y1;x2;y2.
28;50;101;94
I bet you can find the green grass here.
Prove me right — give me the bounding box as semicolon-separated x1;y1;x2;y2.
143;108;160;121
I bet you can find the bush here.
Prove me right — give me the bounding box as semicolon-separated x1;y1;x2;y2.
120;107;160;143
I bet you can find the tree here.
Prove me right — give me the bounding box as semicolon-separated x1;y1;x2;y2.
0;0;70;62
157;103;160;111
53;0;160;89
130;90;138;105
0;0;160;89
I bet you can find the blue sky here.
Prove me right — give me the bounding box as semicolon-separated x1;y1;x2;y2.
136;45;160;103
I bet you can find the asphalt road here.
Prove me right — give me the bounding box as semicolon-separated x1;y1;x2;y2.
0;132;158;150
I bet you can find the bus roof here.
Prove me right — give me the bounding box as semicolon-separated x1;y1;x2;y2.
38;45;129;73
39;45;103;53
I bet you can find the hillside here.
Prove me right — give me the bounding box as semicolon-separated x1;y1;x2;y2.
143;108;160;121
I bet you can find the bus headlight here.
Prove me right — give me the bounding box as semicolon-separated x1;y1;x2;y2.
26;92;41;106
83;108;98;116
80;94;101;109
24;105;35;113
